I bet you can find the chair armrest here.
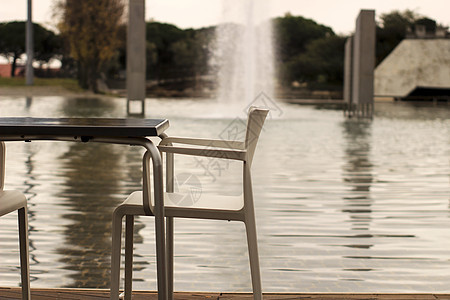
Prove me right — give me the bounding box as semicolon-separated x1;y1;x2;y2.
158;145;247;161
159;136;244;150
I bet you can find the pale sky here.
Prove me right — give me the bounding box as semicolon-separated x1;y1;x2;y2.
0;0;449;35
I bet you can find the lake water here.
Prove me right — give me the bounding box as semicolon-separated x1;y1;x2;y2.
0;96;449;292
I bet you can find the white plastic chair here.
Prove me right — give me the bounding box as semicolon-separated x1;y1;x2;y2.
0;142;30;300
110;107;268;300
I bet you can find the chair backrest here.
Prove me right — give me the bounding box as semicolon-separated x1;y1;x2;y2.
245;107;269;165
0;141;5;190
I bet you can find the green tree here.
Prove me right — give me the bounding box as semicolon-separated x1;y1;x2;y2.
0;21;61;77
284;35;346;87
375;10;440;65
307;36;346;85
170;28;213;81
146;42;158;76
273;13;334;63
273;13;339;87
105;23;126;79
56;0;125;91
146;22;187;80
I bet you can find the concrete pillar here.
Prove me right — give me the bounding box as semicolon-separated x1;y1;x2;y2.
343;36;353;114
127;0;146;114
352;10;375;116
26;0;34;86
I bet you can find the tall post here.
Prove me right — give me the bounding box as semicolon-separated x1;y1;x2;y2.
352;10;375;117
343;36;353;116
344;10;375;118
26;0;34;85
127;0;146;115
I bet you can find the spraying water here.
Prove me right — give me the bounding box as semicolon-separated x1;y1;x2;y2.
213;0;275;114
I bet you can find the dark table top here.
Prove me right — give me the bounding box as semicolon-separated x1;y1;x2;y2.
0;117;169;137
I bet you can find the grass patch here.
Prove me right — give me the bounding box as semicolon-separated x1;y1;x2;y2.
0;77;83;92
0;77;26;86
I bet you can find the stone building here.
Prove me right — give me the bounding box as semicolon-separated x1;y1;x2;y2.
374;28;450;100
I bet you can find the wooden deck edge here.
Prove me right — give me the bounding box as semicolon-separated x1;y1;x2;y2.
1;287;450;299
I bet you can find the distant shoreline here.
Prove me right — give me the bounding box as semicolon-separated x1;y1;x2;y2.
0;86;402;105
0;86;112;98
0;86;345;103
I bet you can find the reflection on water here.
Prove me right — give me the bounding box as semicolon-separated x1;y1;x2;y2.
55;96;124;287
60;97;117;117
342;120;373;233
57;143;124;287
0;96;449;292
22;145;39;284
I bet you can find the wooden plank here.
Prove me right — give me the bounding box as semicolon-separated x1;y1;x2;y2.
1;288;450;299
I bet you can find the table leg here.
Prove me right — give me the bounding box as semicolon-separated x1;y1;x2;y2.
143;141;167;300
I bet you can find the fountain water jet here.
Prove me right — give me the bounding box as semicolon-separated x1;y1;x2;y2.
213;0;275;115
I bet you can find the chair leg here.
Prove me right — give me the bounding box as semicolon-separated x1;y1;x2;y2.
18;207;30;300
110;210;123;300
245;219;262;300
124;215;134;300
166;217;174;300
154;213;167;300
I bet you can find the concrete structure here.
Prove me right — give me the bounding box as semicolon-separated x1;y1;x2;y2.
343;37;353;106
126;0;146;115
352;10;376;115
375;39;450;100
344;10;376;117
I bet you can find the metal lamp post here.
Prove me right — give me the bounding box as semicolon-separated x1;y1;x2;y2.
26;0;34;85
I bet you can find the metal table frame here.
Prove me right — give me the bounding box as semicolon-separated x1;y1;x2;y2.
0;118;170;300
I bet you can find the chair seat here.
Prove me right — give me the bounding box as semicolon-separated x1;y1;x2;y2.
122;191;244;219
0;190;27;217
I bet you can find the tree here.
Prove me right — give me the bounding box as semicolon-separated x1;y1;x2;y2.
0;22;24;77
306;36;346;85
170;28;213;81
284;35;346;87
375;10;439;65
56;0;125;91
34;25;63;66
273;13;339;87
0;21;61;77
105;23;126;79
146;22;187;80
273;13;334;63
377;10;419;65
414;17;437;33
